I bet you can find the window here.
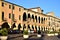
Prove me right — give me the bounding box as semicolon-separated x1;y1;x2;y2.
2;2;4;7
44;18;45;21
41;17;43;24
49;22;50;26
2;12;4;20
9;5;11;9
13;5;15;10
23;12;27;21
35;16;37;22
38;17;40;23
9;13;11;18
44;18;45;24
32;15;34;21
19;15;21;20
32;15;34;19
19;8;21;11
28;14;30;18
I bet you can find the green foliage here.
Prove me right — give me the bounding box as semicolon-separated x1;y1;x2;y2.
23;30;28;35
0;28;8;36
59;29;60;33
58;29;60;34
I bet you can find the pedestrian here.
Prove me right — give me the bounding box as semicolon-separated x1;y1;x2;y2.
11;23;16;28
18;23;21;30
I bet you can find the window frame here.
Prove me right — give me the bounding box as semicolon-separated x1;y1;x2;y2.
2;2;4;7
2;12;4;21
9;5;11;9
9;13;11;19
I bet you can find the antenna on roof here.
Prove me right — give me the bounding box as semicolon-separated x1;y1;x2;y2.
41;10;44;12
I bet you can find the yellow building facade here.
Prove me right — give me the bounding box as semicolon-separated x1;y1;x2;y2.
0;0;60;31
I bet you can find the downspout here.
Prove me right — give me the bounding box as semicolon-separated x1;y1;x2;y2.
11;4;13;28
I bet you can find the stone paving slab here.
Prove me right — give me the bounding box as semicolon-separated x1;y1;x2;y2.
42;36;60;40
7;34;60;40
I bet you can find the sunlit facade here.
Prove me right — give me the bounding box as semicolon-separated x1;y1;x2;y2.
0;0;60;32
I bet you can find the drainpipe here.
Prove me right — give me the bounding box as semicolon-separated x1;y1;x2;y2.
11;4;13;28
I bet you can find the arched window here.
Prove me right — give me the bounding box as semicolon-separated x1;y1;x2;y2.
32;15;34;21
41;17;43;24
32;15;34;19
38;17;40;23
44;18;45;21
28;14;30;18
35;16;37;22
23;12;27;21
44;18;45;24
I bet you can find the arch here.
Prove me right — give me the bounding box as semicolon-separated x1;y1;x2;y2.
44;18;45;21
28;25;30;29
35;16;37;22
23;12;27;21
41;17;43;24
1;22;10;29
32;15;34;21
44;18;45;24
38;16;40;23
28;13;30;18
32;15;34;19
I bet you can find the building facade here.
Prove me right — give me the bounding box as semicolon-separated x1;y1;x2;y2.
0;0;60;31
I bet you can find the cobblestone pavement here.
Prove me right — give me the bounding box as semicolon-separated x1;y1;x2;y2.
7;34;60;40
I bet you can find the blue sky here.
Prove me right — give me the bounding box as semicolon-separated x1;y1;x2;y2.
6;0;60;17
